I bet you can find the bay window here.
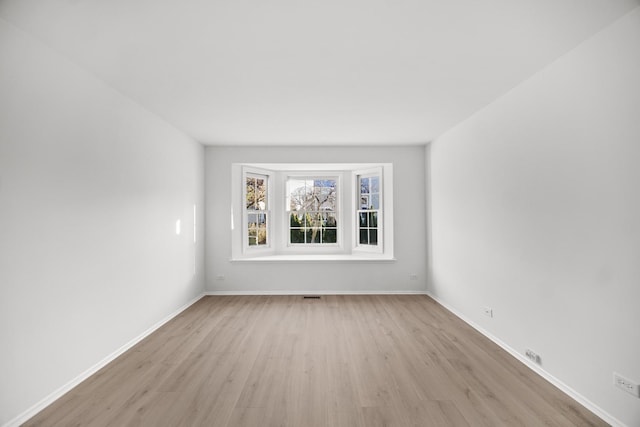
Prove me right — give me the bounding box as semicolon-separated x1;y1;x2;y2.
232;163;393;261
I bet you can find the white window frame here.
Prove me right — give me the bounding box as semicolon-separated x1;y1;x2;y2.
285;174;342;248
353;167;384;254
241;166;274;254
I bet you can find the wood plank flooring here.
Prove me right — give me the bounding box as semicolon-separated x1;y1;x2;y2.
24;295;608;426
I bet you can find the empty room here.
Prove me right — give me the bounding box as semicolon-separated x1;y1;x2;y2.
1;0;639;426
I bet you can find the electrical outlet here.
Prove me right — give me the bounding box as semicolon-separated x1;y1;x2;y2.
409;274;418;280
525;349;541;364
215;275;225;281
483;307;493;317
614;372;640;398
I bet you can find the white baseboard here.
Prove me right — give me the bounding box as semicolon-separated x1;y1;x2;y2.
425;292;626;427
205;290;429;296
3;293;205;427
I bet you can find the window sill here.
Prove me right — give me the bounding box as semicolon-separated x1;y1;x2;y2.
230;254;396;263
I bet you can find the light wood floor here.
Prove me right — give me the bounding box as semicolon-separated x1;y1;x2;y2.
25;295;607;427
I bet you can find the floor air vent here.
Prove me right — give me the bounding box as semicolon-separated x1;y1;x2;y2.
303;296;321;299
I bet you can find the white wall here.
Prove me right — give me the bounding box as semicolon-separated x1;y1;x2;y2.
206;145;427;293
0;19;204;425
429;8;640;427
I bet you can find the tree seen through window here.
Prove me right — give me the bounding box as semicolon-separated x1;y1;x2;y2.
288;178;337;244
246;175;268;246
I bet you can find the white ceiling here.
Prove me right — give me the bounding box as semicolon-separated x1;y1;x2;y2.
1;0;638;146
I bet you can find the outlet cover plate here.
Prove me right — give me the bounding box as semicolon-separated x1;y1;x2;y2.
614;372;640;398
525;349;541;364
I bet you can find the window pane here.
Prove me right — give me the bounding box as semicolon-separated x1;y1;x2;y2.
369;212;378;228
256;178;266;210
257;224;267;245
360;177;369;194
324;213;337;227
322;228;337;243
246;177;256;209
318;187;336;210
371;176;379;193
307;228;320;244
289;179;311;211
314;179;335;188
290;228;305;243
359;212;368;227
359;229;369;245
311;180;336;211
305;212;317;228
369;229;378;245
290;212;304;227
371;194;380;210
256;214;267;245
248;231;257;247
359;195;369;210
247;214;257;246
